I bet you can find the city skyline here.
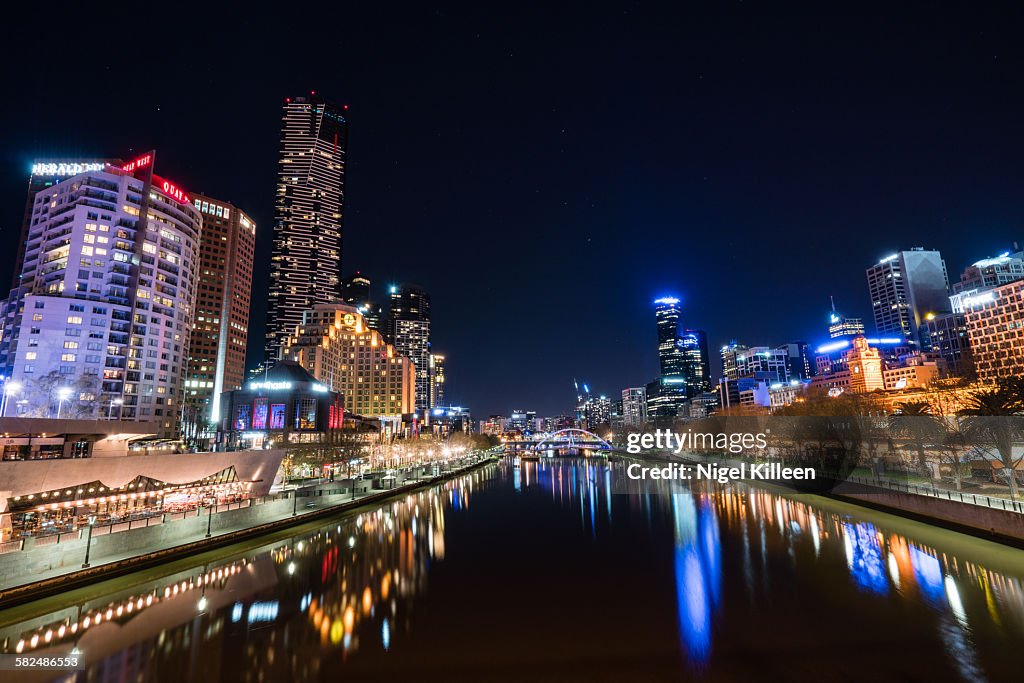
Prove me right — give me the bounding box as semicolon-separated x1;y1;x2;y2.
2;4;1024;416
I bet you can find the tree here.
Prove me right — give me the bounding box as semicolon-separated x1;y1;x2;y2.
888;402;945;478
958;387;1024;500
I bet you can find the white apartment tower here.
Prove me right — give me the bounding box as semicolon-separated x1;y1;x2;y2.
6;157;201;434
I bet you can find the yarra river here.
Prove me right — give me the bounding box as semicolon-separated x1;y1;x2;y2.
2;457;1023;682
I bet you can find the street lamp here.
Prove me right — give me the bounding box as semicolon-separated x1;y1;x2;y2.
1;381;22;417
56;386;73;419
108;397;124;419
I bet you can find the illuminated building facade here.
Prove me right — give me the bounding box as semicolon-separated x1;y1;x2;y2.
866;248;950;345
11;159;121;289
954;248;1024;292
283;302;414;418
962;279;1024;384
183;194;256;442
429;353;446;408
810;336;884;393
219;361;345;448
1;159;122;372
621;386;648;427
655;297;685;377
652;297;687;417
388;284;431;414
5;157;200;435
264;95;348;368
828;311;865;339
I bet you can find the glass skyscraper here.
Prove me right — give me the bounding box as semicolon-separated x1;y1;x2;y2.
388;284;431;415
264;94;348;367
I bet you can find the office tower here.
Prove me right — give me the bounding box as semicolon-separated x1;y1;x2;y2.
265;94;349;367
654;297;685;377
340;272;383;331
341;272;370;304
922;313;967;375
650;297;687;418
621;387;648;428
953;246;1024;293
679;329;711;395
6;154;200;434
429;352;446;408
182;194;256;443
388;284;431;414
866;248;950;345
962;280;1024;384
776;341;813;380
828;298;865;339
282;302;414;418
720;341;749;381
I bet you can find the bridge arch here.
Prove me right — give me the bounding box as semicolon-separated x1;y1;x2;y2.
533;428;612;451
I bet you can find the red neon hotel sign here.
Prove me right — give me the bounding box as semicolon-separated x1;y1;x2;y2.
121;153;153;173
153;175;190;204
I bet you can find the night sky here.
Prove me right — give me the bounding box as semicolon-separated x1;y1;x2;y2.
2;2;1023;417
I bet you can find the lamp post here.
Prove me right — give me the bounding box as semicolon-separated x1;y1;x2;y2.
1;380;22;417
108;397;124;420
82;515;97;568
56;386;73;419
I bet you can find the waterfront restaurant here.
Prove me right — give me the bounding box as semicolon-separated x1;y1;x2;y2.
0;418;284;541
218;361;347;450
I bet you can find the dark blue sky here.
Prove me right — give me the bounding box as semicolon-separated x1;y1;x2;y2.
1;2;1022;417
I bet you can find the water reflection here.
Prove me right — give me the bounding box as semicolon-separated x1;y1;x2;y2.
0;468;494;683
517;457;1024;677
1;458;1023;681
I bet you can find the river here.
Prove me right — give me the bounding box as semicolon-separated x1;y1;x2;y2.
2;457;1023;682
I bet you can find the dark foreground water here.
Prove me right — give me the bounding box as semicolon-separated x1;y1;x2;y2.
2;457;1024;682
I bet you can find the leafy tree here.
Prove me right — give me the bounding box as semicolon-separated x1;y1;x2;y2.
958;387;1024;499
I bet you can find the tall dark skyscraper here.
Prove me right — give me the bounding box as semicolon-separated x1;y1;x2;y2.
341;272;370;305
264;94;349;367
341;272;383;331
388;284;431;414
866;248;950;346
679;329;711;396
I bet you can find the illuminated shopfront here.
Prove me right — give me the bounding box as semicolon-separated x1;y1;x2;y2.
219;361;346;450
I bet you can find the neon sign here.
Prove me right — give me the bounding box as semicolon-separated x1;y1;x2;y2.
158;177;189;204
121;154;153;173
31;162;106;176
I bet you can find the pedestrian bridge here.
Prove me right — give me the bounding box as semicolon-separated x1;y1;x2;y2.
505;429;613;453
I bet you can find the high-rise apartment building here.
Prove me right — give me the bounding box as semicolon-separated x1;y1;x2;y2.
282;302;414;418
866;248;950;345
265;94;348;367
621;387;648;428
12;160;121;289
182;194;256;441
388;284;431;414
5;155;201;434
